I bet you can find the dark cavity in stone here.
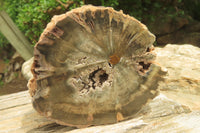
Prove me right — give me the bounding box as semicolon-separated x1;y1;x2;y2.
89;68;109;89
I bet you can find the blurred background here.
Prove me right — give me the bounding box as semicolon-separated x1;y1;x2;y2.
0;0;200;95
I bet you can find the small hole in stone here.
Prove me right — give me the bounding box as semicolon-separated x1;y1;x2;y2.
89;68;100;89
108;62;112;67
99;73;108;84
146;47;150;52
88;68;109;89
34;60;40;68
138;61;151;73
139;62;151;70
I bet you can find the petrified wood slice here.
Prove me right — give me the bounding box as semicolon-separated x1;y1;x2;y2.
28;5;166;127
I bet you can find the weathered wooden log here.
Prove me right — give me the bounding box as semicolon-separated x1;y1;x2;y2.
28;5;166;127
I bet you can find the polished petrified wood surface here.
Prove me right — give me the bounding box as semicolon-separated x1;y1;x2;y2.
28;5;166;127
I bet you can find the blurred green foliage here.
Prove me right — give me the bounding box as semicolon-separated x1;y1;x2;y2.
0;33;9;48
182;0;200;21
0;80;4;87
0;0;84;45
0;0;199;48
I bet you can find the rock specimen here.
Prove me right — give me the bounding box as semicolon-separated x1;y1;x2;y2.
28;5;166;127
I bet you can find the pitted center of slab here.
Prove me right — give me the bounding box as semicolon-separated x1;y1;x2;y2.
70;62;113;96
89;68;109;89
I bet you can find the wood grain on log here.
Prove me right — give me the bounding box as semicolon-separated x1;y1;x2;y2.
28;5;166;127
